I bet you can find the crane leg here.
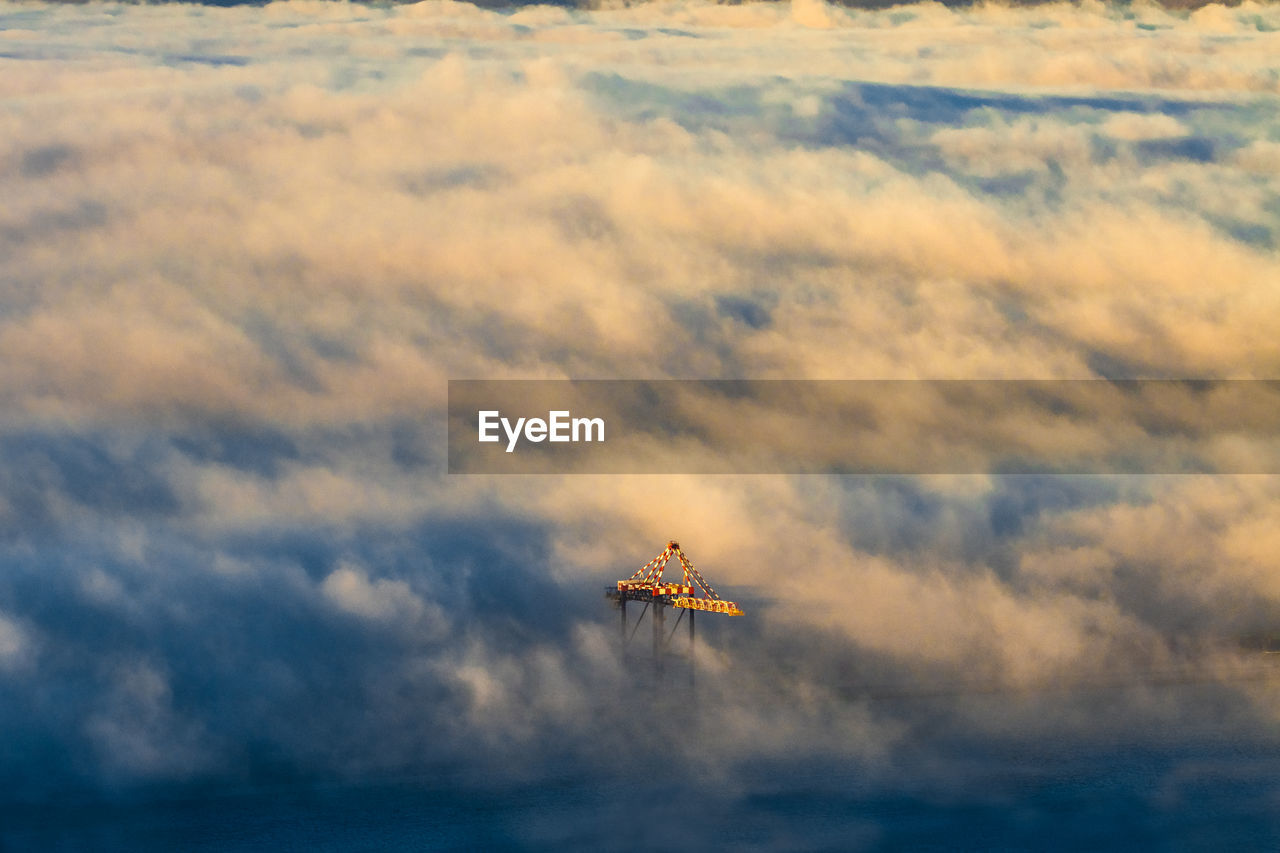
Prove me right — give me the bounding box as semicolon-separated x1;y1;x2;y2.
619;598;627;650
653;600;665;682
689;608;695;691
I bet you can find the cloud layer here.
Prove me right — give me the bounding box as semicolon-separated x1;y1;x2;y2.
2;0;1280;843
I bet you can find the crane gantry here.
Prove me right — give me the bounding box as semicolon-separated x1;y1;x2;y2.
605;540;742;682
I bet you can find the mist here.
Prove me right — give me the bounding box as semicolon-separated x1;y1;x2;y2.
2;0;1280;847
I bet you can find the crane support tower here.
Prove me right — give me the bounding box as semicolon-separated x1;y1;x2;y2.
605;540;742;684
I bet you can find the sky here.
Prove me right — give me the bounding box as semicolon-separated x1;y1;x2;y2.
2;0;1280;848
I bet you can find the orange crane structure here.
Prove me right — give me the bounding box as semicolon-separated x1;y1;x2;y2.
605;540;742;681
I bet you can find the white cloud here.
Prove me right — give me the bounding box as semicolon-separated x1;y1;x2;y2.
1;0;1279;793
321;562;440;628
0;614;27;670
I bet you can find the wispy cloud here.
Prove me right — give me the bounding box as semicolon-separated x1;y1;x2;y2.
0;0;1278;812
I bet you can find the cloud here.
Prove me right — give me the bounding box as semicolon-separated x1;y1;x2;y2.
0;1;1279;832
0;614;29;671
84;661;218;781
321;561;445;631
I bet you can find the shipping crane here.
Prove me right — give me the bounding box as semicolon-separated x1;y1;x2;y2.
605;540;742;683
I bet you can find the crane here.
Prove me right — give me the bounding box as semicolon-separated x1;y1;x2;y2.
605;540;742;683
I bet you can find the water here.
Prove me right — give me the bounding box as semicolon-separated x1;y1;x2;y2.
4;734;1279;852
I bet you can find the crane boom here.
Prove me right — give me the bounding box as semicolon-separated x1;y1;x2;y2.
607;540;742;615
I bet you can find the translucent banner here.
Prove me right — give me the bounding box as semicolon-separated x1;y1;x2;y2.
447;380;1280;474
